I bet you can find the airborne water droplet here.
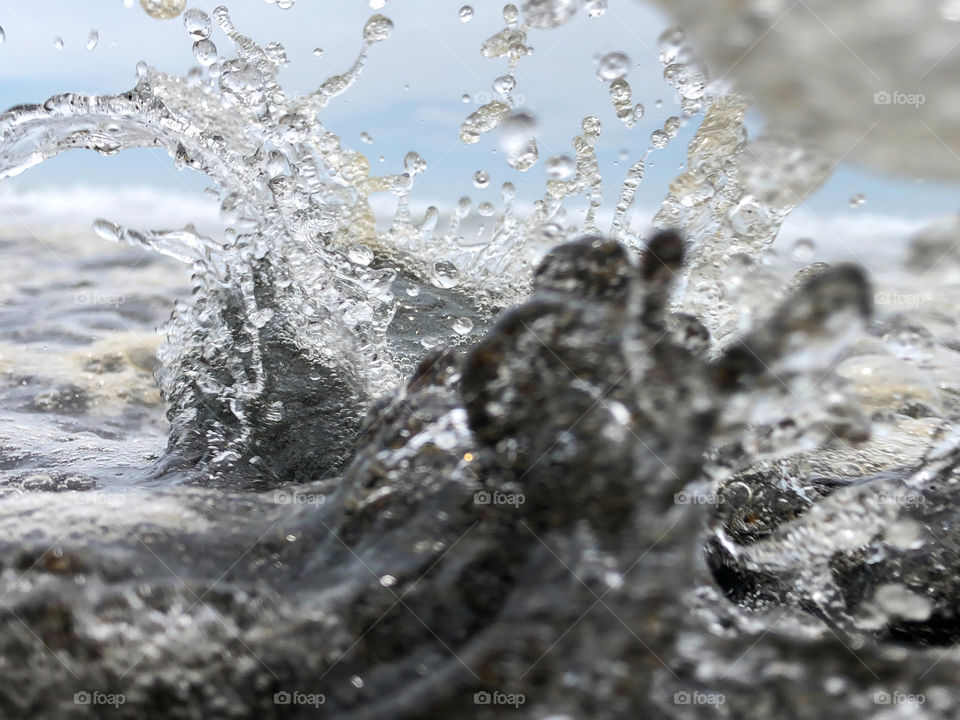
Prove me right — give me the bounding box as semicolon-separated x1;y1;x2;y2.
140;0;186;20
849;193;866;208
545;154;574;180
184;9;212;40
597;52;630;81
432;260;460;289
473;170;490;189
791;237;816;262
459;5;474;22
87;30;99;51
584;0;607;18
193;39;218;66
54;37;64;51
363;14;394;44
650;129;669;149
348;244;375;266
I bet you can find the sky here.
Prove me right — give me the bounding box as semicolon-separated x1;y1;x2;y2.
0;0;957;235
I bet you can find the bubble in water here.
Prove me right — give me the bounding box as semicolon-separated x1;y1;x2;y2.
452;317;474;335
363;14;394;44
473;170;491;189
54;37;64;51
499;112;539;171
459;5;474;22
650;129;669;149
347;244;375;266
791;237;816;262
597;52;630;81
545;154;575;180
850;193;866;208
522;0;577;29
184;9;212;40
584;0;607;18
432;260;460;289
193;39;218;66
140;0;186;19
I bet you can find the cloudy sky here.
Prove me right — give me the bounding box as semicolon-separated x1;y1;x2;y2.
0;0;957;240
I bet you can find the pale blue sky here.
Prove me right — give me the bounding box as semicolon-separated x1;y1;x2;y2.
0;0;956;222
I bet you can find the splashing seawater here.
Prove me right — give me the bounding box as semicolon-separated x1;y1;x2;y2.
2;2;960;719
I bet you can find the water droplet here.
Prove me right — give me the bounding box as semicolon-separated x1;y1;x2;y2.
460;93;471;103
379;574;397;587
360;131;374;144
459;5;474;22
0;27;6;44
477;201;495;216
86;30;100;51
347;244;374;266
650;129;669;149
791;237;816;262
522;0;577;29
452;317;474;335
313;47;324;57
849;193;866;208
493;74;516;95
193;39;218;66
473;170;491;189
597;52;630;81
545;154;574;180
53;37;64;51
584;0;607;18
140;0;186;20
499;112;539;171
432;260;460;289
276;0;296;8
363;14;394;44
183;8;212;40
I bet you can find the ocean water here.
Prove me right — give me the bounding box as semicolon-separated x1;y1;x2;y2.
1;2;960;719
